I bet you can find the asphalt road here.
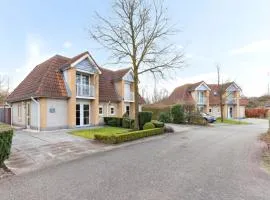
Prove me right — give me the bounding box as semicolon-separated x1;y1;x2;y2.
1;119;270;200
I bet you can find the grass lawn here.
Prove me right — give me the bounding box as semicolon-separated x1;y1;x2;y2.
216;118;250;125
70;127;130;139
0;123;11;130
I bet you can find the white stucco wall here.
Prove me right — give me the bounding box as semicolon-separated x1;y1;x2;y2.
209;106;221;118
239;106;245;118
98;102;119;124
30;101;38;128
12;101;26;127
46;99;68;129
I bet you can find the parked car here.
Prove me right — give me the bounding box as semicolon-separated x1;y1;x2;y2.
201;112;216;123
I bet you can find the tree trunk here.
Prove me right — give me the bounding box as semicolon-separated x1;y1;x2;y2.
134;67;140;130
220;95;224;122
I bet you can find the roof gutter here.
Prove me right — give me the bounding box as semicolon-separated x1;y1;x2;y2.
31;97;40;132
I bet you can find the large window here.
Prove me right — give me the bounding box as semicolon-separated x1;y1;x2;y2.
83;104;89;125
126;106;130;116
76;104;80;126
198;91;204;104
76;73;89;85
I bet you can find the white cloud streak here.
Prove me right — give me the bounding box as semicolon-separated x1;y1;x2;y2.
230;39;270;55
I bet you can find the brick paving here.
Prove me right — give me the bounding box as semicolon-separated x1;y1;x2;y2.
4;129;107;175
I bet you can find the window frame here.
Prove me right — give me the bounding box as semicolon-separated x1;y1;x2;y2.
99;106;103;116
110;106;115;115
18;103;22;121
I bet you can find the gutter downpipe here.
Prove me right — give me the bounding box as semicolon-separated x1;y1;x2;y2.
31;97;40;132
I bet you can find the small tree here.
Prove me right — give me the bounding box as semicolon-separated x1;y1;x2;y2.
171;104;185;124
0;75;10;104
90;0;184;129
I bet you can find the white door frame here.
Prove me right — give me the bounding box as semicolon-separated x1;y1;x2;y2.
227;106;233;119
76;103;90;126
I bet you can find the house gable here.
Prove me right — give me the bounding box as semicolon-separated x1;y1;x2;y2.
123;69;134;82
195;82;211;91
226;83;241;92
73;56;101;74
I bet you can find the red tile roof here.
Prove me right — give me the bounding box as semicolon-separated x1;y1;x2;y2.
147;82;246;107
98;67;122;102
7;55;70;102
159;83;199;105
7;51;144;104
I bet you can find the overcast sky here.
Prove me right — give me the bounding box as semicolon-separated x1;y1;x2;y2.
0;0;270;97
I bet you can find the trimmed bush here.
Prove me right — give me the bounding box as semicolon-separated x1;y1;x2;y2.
171;104;185;124
143;122;155;130
104;117;122;127
158;111;171;123
122;118;135;129
151;120;165;128
187;112;208;126
95;128;164;144
0;124;13;166
138;111;153;129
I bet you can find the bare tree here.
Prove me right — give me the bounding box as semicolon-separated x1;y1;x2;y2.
216;65;235;122
90;0;184;129
0;75;10;104
217;65;224;122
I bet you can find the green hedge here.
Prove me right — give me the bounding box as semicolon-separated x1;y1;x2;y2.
122;118;135;129
138;111;153;130
171;104;185;124
0;125;13;166
151;120;165;128
143;122;155;130
158;111;171;123
94;128;164;144
142;106;171;120
104;117;122;127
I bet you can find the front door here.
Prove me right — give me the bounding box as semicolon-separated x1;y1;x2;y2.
228;106;233;119
76;104;90;126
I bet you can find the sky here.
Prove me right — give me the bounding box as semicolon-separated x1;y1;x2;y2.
0;0;270;97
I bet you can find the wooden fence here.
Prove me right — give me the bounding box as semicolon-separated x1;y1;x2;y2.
0;106;11;125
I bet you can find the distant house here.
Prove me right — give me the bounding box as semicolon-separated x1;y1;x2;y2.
7;51;144;131
151;81;248;119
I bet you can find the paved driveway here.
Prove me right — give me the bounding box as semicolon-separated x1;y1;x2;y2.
1;119;269;200
5;129;107;174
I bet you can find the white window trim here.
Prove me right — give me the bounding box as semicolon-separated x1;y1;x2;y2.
110;106;115;115
99;106;103;116
18;103;22;121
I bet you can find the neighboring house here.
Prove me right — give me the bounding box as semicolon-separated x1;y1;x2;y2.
7;51;144;131
154;81;248;119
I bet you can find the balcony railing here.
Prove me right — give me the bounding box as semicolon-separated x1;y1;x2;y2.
76;84;95;98
197;98;207;105
226;98;237;105
124;92;134;102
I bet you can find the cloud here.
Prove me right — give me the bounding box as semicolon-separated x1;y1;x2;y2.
12;34;55;88
63;41;72;49
230;40;270;55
